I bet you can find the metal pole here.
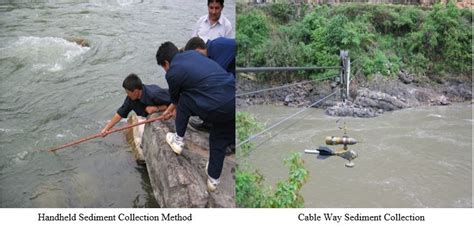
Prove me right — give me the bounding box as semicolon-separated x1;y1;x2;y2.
346;55;351;101
339;50;349;102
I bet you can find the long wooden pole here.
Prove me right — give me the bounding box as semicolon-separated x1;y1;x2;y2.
48;116;164;152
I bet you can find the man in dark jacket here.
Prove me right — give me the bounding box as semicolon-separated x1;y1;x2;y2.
184;36;236;76
101;73;170;136
156;41;235;192
184;36;236;132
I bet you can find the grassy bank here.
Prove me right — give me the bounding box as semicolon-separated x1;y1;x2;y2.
237;2;472;81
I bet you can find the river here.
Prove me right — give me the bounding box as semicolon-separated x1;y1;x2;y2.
240;103;472;207
0;0;235;207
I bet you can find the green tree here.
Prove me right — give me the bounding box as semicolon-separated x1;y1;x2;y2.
236;10;269;67
236;112;309;208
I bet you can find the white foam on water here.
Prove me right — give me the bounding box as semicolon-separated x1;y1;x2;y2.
49;63;64;72
88;0;139;9
16;151;29;160
427;114;443;118
9;36;90;72
0;128;23;134
116;0;134;6
0;128;14;133
12;151;30;164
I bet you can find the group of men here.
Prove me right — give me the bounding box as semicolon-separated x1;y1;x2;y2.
100;0;235;192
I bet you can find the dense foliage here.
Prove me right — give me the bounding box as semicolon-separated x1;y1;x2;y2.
237;2;472;79
236;112;309;208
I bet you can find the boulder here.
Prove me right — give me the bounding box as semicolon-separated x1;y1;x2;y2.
398;70;414;84
354;88;408;111
141;113;235;208
325;101;377;118
67;37;90;47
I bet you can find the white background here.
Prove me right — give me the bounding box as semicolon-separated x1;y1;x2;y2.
1;208;473;229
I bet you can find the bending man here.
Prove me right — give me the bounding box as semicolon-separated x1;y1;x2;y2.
156;42;235;192
101;74;170;136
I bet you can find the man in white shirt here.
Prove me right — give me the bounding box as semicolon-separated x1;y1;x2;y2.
191;0;234;42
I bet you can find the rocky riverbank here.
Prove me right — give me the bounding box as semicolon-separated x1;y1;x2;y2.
237;72;472;118
127;113;236;208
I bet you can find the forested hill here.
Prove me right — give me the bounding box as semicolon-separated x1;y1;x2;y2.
237;2;472;81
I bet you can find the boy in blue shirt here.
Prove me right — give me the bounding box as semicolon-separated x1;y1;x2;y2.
101;74;170;136
156;41;235;192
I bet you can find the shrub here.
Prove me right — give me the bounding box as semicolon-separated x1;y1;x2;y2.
236;10;269;67
237;2;472;80
264;2;296;23
236;112;309;208
236;112;263;157
236;153;309;208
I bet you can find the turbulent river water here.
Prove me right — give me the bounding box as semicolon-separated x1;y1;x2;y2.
0;0;235;207
240;103;472;207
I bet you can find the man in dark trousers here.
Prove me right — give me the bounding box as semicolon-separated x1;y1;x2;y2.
101;73;170;136
184;36;236;132
156;41;235;192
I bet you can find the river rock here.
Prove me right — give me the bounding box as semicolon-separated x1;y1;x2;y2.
398;70;414;84
354;88;408;111
67;37;90;47
443;84;472;102
238;72;471;118
325;87;411;117
236;97;247;108
237;77;319;108
325;101;377;118
141;113;235;208
284;93;294;105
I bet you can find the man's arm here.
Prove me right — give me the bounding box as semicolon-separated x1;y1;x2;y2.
157;105;168;111
149;87;171;110
160;103;176;120
191;16;204;38
145;105;167;114
225;19;235;38
101;113;122;137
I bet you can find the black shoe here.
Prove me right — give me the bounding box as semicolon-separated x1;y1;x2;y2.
189;116;212;132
